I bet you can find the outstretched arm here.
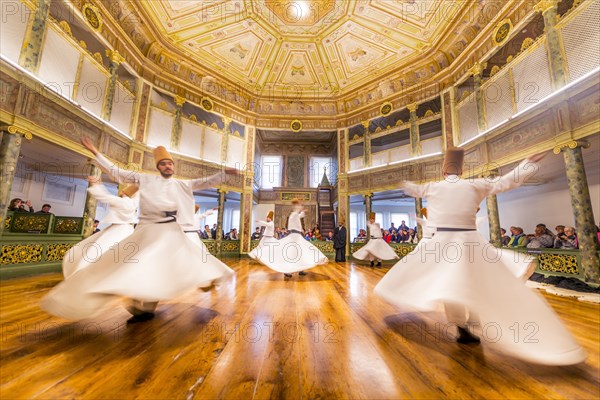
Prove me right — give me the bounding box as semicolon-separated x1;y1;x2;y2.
400;181;428;198
197;207;217;219
488;152;547;195
81;137;139;183
86;177;132;208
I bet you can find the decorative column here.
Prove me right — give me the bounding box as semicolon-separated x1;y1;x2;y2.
415;197;423;242
81;162;99;238
133;81;152;143
0;127;32;236
468;61;487;133
554;141;599;284
408;102;421;156
535;0;567;88
364;193;372;238
240;126;256;254
170;95;186;151
337;128;350;256
221;117;232;165
216;189;227;257
441;87;459;149
102;50;125;121
486;194;502;247
362;120;371;167
19;0;51;72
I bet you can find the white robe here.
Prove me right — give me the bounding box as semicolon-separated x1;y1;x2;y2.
248;219;281;266
62;184;137;278
352;222;399;261
252;210;328;273
41;154;234;320
374;160;585;365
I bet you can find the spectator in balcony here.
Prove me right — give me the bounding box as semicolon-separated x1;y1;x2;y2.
398;220;409;232
383;230;392;243
92;220;101;234
356;229;367;243
390;229;399;243
325;231;334;241
526;224;554;249
500;228;510;246
201;224;212;239
398;229;411;243
388;222;396;233
508;226;528;247
314;228;323;241
251;227;262;240
36;203;53;214
537;223;555;237
225;228;238;240
407;228;417;244
555;226;579;249
8;198;33;212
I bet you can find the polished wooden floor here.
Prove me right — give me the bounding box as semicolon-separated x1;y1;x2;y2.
1;259;599;400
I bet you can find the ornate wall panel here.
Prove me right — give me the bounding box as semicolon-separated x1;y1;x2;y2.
0;74;20;115
487;110;556;160
286;156;305;188
570;86;600;129
106;137;130;164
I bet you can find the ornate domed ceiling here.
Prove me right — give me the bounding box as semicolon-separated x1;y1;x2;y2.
136;0;469;98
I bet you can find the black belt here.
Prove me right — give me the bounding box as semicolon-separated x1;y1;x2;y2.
158;211;177;224
436;227;476;231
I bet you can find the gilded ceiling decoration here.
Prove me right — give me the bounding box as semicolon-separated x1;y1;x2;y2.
136;0;469;98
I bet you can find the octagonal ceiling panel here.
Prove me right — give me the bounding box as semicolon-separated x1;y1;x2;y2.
136;0;475;97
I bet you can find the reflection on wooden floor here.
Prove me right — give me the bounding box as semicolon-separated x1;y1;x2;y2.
1;259;599;399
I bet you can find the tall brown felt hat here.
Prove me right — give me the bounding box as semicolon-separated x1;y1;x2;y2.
369;212;376;219
291;198;301;205
420;208;427;218
267;211;274;219
194;204;200;213
442;147;464;176
153;146;174;167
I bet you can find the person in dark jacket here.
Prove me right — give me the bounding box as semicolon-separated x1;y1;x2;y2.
333;220;347;262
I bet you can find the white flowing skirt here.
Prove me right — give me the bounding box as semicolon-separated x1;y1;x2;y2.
184;231;235;283
249;233;328;273
374;231;585;365
41;223;234;320
62;224;134;278
352;238;399;261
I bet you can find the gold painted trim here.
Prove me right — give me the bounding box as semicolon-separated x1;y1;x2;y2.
3;125;33;140
553;140;589;154
200;96;214;111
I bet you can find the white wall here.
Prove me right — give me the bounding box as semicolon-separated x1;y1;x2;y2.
9;174;89;217
349;204;420;231
478;179;600;239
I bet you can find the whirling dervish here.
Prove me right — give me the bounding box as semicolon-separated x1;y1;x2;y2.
374;148;586;365
352;212;399;267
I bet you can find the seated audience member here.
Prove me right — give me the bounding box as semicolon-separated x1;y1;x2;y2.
8;198;34;212
555;226;579;249
526;224;554;249
225;228;238;240
500;228;510;246
398;220;409;232
314;228;323;241
325;231;334;241
388;223;396;233
251;227;262;240
383;230;392;243
390;230;399;243
537;223;555;237
507;226;528;247
36;203;53;214
92;220;101;234
408;228;417;243
201;225;212;239
211;223;218;239
398;229;410;243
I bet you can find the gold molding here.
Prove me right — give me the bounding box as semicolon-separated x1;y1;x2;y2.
407;102;418;113
533;0;559;14
468;61;487;77
553;140;590;154
200;96;214;111
174;95;186;107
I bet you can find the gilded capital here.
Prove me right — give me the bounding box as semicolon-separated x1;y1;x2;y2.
361;120;370;130
533;0;559;14
174;95;186;107
407;102;418;113
4;125;33;140
468;61;487;77
553;140;590;154
105;49;125;65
